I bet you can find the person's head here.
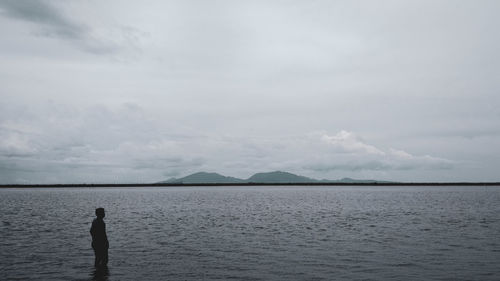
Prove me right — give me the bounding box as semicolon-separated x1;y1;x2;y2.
95;208;105;219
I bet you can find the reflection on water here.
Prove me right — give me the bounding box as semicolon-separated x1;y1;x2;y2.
91;266;109;281
1;186;500;280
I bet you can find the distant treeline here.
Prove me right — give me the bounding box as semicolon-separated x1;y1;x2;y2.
1;182;499;188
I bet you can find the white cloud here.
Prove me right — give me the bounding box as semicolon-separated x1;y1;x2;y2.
389;148;413;159
305;131;454;174
321;130;385;155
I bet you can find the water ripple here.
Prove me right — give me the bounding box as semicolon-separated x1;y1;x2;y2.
0;186;499;280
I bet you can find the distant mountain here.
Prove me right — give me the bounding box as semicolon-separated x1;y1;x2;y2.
247;171;316;183
162;172;245;184
158;171;390;184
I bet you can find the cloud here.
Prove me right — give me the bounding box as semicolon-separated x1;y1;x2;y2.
1;1;499;183
389;148;413;159
0;0;140;55
304;131;454;173
0;129;37;157
304;161;392;172
0;104;457;184
0;0;85;39
0;101;213;183
0;98;458;184
304;157;453;173
321;130;385;155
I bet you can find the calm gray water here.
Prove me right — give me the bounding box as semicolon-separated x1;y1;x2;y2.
1;186;499;281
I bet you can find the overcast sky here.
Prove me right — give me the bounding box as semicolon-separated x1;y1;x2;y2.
1;0;499;183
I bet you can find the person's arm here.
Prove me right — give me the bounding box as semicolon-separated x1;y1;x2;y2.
104;222;109;248
90;220;96;237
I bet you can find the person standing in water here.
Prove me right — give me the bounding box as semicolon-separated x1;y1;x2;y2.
90;208;109;267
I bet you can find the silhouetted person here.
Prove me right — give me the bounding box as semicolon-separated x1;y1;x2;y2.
90;208;109;267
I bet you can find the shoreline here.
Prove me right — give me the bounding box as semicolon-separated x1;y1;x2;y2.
1;182;499;188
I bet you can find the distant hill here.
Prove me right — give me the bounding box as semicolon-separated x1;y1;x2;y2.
162;172;245;184
321;177;390;184
247;171;316;183
159;171;389;184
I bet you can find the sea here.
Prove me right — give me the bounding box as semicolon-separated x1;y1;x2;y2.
1;185;499;281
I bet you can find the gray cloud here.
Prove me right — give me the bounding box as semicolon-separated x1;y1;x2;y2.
0;102;455;183
0;0;141;55
0;102;209;183
305;162;392;172
304;158;454;173
0;0;85;39
1;1;499;183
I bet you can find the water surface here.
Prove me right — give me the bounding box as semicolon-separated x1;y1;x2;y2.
1;186;499;280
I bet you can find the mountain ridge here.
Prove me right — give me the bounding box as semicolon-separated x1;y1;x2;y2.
163;172;246;184
160;171;391;184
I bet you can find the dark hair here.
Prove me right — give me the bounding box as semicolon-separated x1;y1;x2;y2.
95;208;105;217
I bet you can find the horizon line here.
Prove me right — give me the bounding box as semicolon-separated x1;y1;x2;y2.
1;182;500;188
